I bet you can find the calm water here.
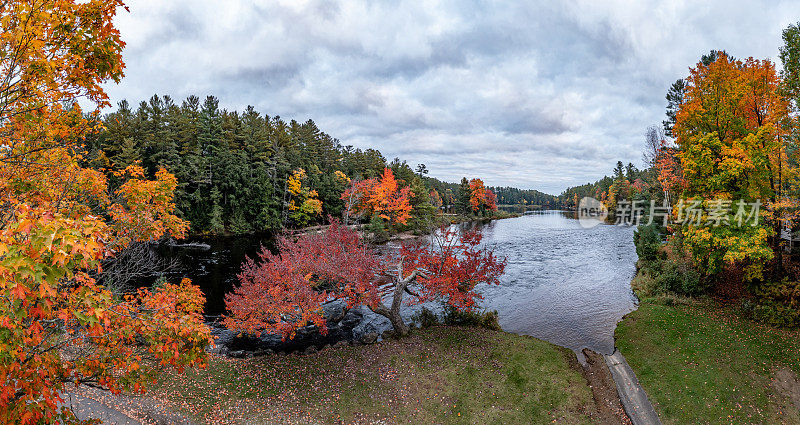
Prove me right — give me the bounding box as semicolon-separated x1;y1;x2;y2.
154;211;637;354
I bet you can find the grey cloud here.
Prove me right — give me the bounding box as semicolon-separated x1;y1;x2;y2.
500;107;573;135
102;0;800;194
218;64;303;89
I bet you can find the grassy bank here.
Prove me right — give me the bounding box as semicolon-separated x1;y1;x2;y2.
616;297;800;424
151;326;597;424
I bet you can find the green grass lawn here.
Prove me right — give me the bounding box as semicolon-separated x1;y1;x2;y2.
152;326;597;424
616;299;800;424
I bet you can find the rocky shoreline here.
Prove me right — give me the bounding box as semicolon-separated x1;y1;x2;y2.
207;299;437;358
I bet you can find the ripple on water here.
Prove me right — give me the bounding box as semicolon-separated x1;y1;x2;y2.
471;211;637;354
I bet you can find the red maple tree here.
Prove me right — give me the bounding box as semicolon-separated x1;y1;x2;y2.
224;221;506;337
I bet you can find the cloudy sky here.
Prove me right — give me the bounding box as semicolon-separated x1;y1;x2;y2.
104;0;800;194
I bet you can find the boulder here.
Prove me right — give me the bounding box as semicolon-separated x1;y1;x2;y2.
323;300;347;323
208;301;370;357
253;349;273;357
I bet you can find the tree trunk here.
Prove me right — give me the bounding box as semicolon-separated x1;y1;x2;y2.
368;263;422;336
385;308;410;336
369;303;410;336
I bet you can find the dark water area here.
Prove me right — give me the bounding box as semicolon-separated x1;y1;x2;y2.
150;211;637;354
151;234;276;316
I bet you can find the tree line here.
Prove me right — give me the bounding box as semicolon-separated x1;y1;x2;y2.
81;95;554;235
557;161;654;212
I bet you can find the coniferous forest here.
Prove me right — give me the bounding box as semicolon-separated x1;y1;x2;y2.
82;94;559;234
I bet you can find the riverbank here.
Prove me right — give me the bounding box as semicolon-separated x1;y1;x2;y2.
193;211;521;241
300;211;521;241
615;295;800;424
146;326;623;424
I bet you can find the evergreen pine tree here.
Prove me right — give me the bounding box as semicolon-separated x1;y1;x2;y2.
456;177;471;215
114;137;140;169
209;187;224;233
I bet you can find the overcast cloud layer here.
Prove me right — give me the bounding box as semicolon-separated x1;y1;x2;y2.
103;0;800;194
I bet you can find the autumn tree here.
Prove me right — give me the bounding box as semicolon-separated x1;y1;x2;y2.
341;167;412;225
673;52;794;280
224;220;506;338
469;178;487;212
468;178;498;216
429;189;443;210
286;168;323;227
655;145;683;209
0;1;211;423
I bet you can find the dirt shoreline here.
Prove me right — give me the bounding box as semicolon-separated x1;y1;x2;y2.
565;348;632;424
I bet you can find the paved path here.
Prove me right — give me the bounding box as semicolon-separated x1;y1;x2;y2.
61;386;195;425
604;350;661;425
61;391;142;425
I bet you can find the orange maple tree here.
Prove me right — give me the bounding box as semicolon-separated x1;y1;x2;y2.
341;168;413;224
468;178;498;214
0;1;211;423
671;52;795;279
429;189;443;209
225;221;506;338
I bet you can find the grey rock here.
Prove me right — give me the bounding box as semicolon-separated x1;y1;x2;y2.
323;300;347;323
360;332;378;344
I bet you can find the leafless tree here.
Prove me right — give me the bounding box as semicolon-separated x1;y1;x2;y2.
93;240;180;294
642;125;665;168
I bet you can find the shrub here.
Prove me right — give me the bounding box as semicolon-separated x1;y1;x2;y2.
443;306;501;331
751;279;800;328
633;233;707;297
366;213;389;243
411;307;440;328
752;302;800;329
634;223;662;264
654;257;704;296
631;265;658;297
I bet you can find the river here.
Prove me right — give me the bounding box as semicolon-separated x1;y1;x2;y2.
153;210;638;354
470;210;638;354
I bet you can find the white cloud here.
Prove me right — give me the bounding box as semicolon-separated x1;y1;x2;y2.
101;0;800;194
